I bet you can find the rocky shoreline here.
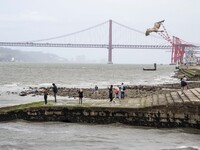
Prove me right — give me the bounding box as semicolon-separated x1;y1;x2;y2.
18;82;200;100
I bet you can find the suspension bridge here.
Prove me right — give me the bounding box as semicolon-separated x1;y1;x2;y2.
0;19;200;64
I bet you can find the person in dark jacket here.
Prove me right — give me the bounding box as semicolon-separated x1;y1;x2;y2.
94;85;98;93
180;76;187;94
120;83;126;99
108;85;113;102
52;83;58;102
78;89;83;104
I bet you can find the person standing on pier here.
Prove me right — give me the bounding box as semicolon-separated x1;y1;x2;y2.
43;88;48;105
94;85;99;95
181;76;187;94
93;85;99;98
78;89;83;104
52;83;58;102
114;86;119;99
108;85;113;102
120;83;126;99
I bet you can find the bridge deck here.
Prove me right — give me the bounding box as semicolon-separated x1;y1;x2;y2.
0;42;172;49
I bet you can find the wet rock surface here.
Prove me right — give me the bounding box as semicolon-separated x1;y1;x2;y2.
18;82;200;99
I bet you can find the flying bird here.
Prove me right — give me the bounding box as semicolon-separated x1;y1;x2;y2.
145;20;165;36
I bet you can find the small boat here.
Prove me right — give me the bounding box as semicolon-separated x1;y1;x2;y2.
143;63;157;71
143;68;156;71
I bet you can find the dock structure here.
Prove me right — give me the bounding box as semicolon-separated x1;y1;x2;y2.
0;88;200;128
177;65;200;80
53;88;199;109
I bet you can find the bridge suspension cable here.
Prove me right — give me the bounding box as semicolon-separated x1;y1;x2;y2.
27;20;109;43
113;20;163;40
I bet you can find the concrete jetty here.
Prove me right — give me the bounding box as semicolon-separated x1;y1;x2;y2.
177;65;200;80
0;88;200;129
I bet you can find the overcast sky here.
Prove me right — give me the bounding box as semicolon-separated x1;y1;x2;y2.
0;0;200;64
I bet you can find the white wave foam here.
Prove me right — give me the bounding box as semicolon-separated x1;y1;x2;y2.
176;146;200;150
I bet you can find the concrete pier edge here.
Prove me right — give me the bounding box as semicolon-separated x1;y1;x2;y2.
0;103;199;129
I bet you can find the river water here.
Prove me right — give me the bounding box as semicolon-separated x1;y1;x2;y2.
0;63;199;150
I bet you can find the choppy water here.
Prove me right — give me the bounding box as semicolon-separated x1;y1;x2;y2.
1;63;199;150
0;122;200;150
0;63;178;88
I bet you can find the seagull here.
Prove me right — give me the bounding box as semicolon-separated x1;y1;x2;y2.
145;20;165;36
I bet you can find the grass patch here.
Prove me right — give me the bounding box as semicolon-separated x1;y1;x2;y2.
0;99;144;113
0;101;47;113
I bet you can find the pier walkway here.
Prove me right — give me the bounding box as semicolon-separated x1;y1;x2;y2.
51;88;200;108
1;88;200;128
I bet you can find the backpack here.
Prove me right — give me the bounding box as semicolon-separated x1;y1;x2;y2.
181;81;187;87
123;86;126;90
53;86;58;93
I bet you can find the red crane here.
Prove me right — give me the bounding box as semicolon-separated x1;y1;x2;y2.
157;22;196;64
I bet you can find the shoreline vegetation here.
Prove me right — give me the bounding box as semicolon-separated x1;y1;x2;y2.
0;66;200;129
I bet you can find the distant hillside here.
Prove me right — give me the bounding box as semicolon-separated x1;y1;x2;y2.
0;47;68;63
